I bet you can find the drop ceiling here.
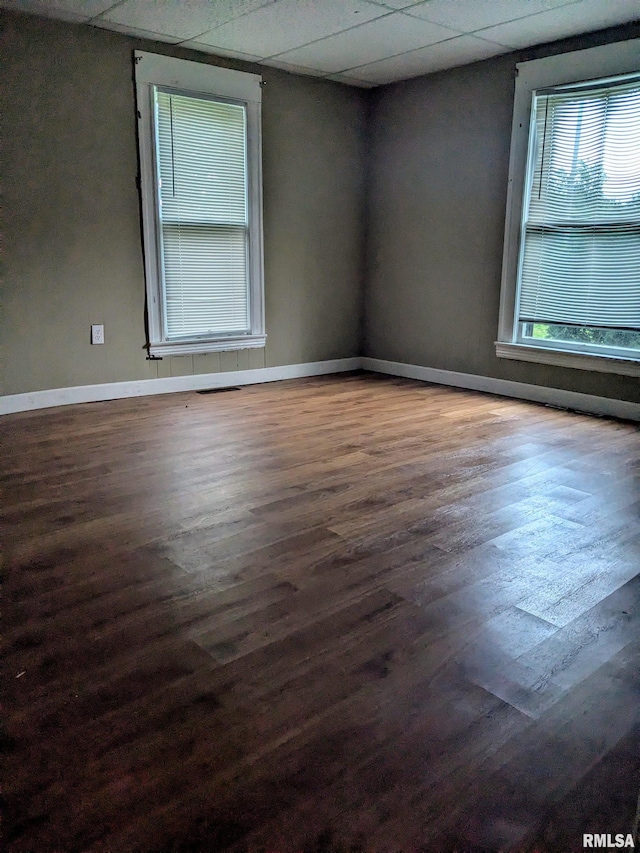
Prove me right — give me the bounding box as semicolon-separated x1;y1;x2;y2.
3;0;639;86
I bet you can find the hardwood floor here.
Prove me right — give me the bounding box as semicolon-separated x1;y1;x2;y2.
2;372;639;853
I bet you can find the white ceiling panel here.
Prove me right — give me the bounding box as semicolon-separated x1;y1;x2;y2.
194;0;387;57
404;0;580;31
325;72;376;87
181;42;264;61
274;13;460;74
479;0;640;48
352;34;509;84
99;0;276;41
90;18;184;42
2;0;117;19
261;57;328;77
363;0;434;8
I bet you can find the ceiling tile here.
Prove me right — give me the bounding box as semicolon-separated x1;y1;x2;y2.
272;12;460;73
98;0;275;41
404;0;580;31
261;57;329;78
90;19;184;42
181;42;264;61
325;72;376;87
1;0;117;19
353;34;509;84
363;0;433;8
478;0;640;48
194;0;387;57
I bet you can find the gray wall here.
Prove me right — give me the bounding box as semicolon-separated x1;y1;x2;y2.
2;11;638;403
365;25;640;404
0;11;367;395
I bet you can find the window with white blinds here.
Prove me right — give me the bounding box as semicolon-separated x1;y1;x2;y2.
518;77;640;333
135;53;265;357
497;41;640;376
156;91;249;340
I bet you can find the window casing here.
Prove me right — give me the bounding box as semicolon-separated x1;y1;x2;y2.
135;52;266;356
497;40;640;377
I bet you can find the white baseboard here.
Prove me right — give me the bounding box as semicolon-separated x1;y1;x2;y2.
0;358;361;415
2;355;638;421
362;357;640;422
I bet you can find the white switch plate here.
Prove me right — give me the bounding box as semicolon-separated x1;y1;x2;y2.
91;324;105;345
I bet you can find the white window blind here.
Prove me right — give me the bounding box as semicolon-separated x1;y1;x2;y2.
518;77;640;332
155;90;250;340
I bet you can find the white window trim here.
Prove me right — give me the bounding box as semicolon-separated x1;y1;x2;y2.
496;38;640;376
135;51;266;356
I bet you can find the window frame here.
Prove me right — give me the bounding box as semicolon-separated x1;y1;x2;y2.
496;38;640;378
135;51;266;357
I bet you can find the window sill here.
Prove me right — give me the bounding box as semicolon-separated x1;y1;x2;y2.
495;342;640;377
149;334;266;357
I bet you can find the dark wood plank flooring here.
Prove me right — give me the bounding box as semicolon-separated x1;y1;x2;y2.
2;372;639;852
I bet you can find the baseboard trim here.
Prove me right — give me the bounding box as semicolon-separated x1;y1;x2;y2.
0;358;361;415
362;357;640;422
3;356;638;421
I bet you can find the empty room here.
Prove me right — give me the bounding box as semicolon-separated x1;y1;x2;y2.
2;1;640;851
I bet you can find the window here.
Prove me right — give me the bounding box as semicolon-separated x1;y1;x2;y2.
497;40;640;377
135;52;266;356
